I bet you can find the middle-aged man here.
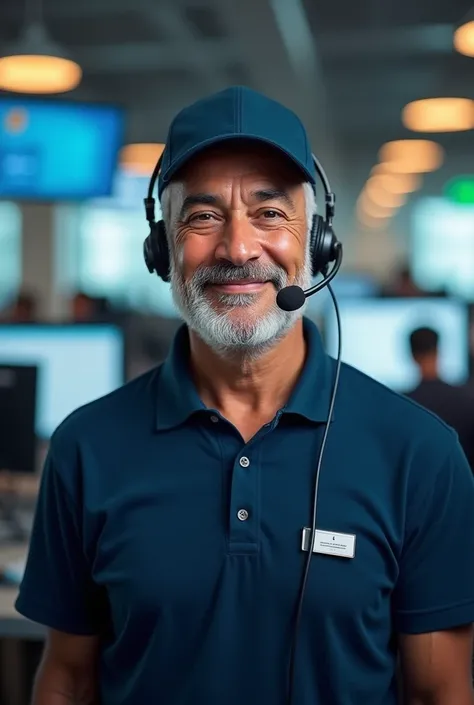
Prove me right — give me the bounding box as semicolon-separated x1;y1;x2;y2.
16;87;474;705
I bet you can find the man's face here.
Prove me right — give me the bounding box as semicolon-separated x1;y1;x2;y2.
167;143;313;355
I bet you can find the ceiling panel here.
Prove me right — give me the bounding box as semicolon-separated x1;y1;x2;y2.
387;0;472;26
183;5;229;39
0;0;472;218
49;11;166;46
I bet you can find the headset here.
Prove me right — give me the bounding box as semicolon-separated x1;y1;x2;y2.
143;151;343;705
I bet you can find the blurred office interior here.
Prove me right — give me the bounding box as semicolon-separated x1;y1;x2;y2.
1;0;474;701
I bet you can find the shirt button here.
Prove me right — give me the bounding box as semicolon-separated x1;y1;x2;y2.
237;509;249;521
210;415;219;423
239;456;250;468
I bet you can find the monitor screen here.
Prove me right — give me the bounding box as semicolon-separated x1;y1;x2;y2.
0;324;124;438
324;298;469;391
0;98;125;200
0;364;37;473
306;272;379;318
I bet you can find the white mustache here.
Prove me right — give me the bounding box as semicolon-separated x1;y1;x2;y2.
191;265;286;289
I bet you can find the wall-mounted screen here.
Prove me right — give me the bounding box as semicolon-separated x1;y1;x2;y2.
0;98;125;200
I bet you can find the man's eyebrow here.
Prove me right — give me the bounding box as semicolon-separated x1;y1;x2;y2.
178;193;220;220
250;188;296;211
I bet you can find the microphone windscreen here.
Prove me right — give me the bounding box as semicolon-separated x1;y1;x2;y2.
276;285;306;312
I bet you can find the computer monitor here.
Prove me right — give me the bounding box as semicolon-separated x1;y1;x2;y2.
0;364;37;473
306;272;379;318
0;324;124;438
324;298;469;391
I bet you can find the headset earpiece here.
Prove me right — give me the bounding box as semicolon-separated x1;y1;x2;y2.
310;214;337;276
143;220;171;282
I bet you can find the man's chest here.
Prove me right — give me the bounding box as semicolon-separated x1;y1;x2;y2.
83;424;404;625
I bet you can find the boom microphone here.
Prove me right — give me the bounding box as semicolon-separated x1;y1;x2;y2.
276;242;343;312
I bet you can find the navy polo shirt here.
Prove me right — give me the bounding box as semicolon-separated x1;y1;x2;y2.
16;318;474;705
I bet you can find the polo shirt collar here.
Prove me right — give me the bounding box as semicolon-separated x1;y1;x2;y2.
155;325;205;430
155;317;334;430
282;317;335;424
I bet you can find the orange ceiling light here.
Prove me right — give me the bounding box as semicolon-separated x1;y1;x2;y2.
0;55;81;94
378;139;444;174
357;209;389;230
120;143;165;175
402;97;474;132
0;24;82;94
357;192;395;220
369;169;422;194
364;177;408;208
454;19;474;57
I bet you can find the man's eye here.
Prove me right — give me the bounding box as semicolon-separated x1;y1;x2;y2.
262;210;281;219
190;212;213;222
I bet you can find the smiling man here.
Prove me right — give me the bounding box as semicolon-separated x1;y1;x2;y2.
16;87;474;705
164;142;314;356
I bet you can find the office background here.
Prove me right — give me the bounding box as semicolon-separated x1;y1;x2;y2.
1;0;474;702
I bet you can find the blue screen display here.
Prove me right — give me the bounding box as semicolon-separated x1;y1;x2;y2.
0;98;125;200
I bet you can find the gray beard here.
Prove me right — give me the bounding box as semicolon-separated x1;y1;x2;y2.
169;257;313;359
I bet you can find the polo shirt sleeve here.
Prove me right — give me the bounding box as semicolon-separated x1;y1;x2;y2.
393;431;474;634
15;444;104;635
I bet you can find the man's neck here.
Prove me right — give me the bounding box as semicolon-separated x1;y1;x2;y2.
189;320;307;418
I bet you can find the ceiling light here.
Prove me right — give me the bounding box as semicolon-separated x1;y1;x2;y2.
120;143;165;176
357;192;395;220
0;23;82;94
402;97;474;132
454;18;474;57
357;210;389;230
369;169;422;194
378;140;444;173
364;178;407;208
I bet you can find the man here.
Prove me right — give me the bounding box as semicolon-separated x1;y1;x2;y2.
16;87;474;705
405;325;474;470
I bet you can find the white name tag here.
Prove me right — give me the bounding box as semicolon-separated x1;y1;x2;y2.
301;527;356;559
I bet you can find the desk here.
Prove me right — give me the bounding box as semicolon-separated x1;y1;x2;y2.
0;544;45;705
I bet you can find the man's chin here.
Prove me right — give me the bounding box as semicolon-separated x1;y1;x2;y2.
209;304;271;326
204;292;263;309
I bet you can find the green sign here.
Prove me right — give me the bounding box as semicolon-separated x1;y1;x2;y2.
445;176;474;204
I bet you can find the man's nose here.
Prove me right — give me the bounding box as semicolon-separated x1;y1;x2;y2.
214;215;263;267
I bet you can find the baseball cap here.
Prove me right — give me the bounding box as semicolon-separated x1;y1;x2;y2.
157;86;316;197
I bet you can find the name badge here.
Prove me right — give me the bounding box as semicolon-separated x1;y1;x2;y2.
301;527;356;559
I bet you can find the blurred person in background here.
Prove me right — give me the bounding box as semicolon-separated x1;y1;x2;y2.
2;290;38;322
382;263;446;299
16;87;474;705
71;291;118;324
71;291;99;322
405;326;474;469
382;264;424;297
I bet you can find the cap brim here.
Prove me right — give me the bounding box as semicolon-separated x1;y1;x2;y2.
159;134;316;194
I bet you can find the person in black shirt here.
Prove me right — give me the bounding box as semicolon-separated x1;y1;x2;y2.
406;326;474;469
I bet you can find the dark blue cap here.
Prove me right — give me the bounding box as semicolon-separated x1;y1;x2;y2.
157;86;316;197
